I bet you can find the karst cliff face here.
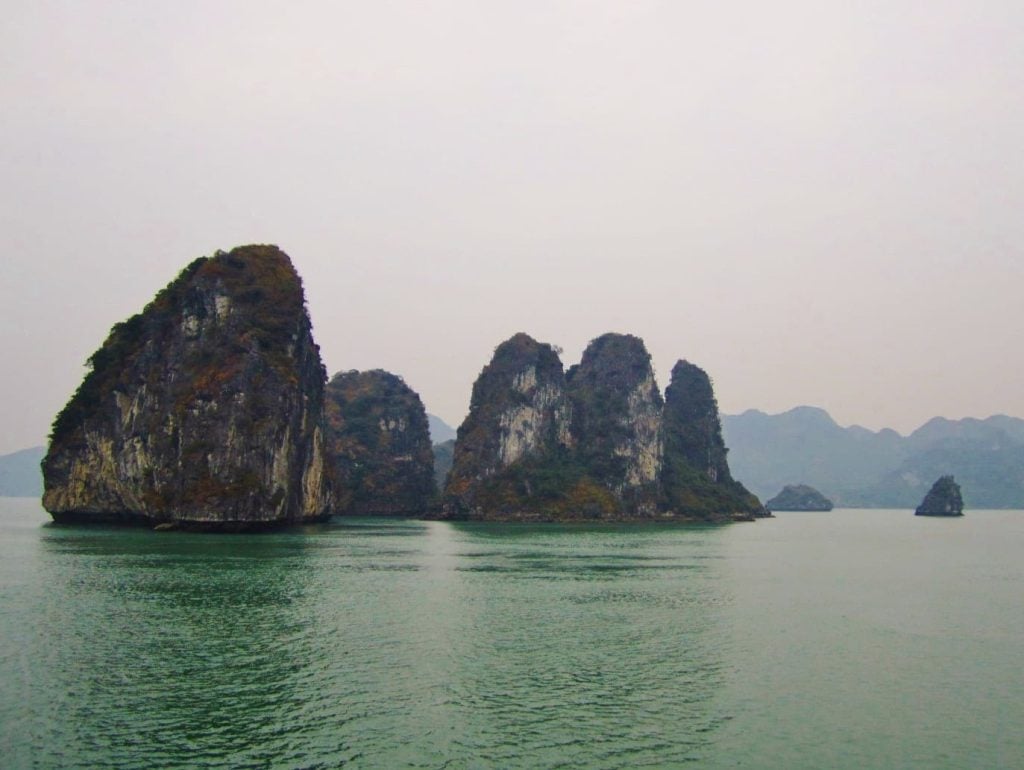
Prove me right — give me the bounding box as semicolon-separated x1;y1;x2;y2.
914;475;964;516
42;244;334;529
567;333;663;511
324;370;435;515
444;333;573;515
443;333;766;521
661;360;767;520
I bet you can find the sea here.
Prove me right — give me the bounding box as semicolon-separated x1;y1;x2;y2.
1;498;1021;769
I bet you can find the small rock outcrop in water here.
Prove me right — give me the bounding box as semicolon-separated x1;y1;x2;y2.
42;245;333;529
662;361;768;520
324;370;434;515
914;475;964;516
765;484;834;511
443;332;766;522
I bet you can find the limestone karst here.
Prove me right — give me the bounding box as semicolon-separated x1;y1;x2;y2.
765;484;835;512
324;369;435;515
42;244;333;529
914;475;964;516
661;360;766;519
443;332;767;521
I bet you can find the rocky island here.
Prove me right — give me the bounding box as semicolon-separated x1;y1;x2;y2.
324;369;435;515
442;332;767;522
765;484;834;511
42;245;334;530
914;475;964;516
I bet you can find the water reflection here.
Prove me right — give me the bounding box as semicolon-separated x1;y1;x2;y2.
7;509;736;768
31;525;320;769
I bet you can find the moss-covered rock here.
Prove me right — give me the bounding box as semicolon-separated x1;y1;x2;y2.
662;360;768;520
765;484;834;511
566;333;663;514
42;244;334;529
443;333;766;522
443;333;575;518
914;475;964;516
324;370;434;515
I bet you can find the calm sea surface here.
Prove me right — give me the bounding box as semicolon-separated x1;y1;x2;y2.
1;499;1022;769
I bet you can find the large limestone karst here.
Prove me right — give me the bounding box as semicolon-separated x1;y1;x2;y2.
662;360;767;519
42;244;334;529
324;369;435;515
565;333;664;514
443;333;574;516
443;332;765;522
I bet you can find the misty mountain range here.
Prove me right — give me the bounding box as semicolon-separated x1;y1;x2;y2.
5;410;1023;508
0;446;45;498
722;407;1024;509
427;414;457;444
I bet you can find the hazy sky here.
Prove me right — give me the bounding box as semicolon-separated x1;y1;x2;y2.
2;1;1022;454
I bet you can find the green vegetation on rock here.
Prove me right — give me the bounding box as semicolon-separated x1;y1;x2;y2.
662;361;766;520
43;244;334;529
324;369;435;515
443;332;766;522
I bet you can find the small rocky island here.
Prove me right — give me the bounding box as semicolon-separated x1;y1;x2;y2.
324;369;435;515
766;484;834;511
914;475;964;516
442;332;767;522
42;245;334;530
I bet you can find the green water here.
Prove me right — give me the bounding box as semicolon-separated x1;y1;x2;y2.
1;499;1022;769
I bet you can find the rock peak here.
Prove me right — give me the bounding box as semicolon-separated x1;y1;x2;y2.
324;369;434;515
43;244;333;529
915;475;964;516
444;332;766;522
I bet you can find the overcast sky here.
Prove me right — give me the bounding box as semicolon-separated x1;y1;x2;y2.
2;1;1022;454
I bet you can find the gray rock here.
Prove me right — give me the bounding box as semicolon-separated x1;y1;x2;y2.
43;245;334;530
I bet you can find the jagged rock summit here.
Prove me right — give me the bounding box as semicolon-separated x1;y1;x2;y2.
42;244;334;530
766;484;834;511
567;333;663;513
914;475;964;516
443;333;766;522
444;333;575;516
324;369;435;515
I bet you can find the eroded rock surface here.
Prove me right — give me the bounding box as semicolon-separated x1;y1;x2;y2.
443;333;766;522
444;333;573;516
662;360;768;520
43;244;333;529
324;370;434;515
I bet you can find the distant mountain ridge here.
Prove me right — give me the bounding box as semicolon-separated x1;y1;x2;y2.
427;414;457;444
0;446;45;497
722;408;1024;509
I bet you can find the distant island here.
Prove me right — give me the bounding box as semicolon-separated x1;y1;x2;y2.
43;245;335;530
915;475;964;516
765;484;833;512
